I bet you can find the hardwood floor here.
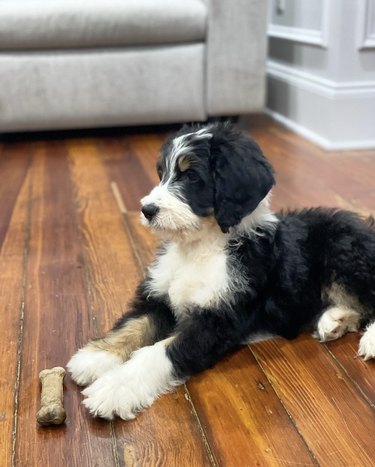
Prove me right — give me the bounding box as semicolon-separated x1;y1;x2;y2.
1;115;374;467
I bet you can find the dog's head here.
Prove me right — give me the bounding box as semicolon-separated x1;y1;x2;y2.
141;122;275;237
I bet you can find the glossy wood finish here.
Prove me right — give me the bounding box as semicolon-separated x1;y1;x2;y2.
1;115;374;466
15;143;116;466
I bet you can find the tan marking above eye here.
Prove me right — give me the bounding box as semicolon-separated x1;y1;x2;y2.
178;157;191;172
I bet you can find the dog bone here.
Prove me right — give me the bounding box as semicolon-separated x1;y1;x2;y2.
36;367;66;426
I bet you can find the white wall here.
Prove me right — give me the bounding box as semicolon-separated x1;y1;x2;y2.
267;0;375;150
269;0;324;30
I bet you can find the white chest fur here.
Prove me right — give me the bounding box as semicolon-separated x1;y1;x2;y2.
147;237;233;318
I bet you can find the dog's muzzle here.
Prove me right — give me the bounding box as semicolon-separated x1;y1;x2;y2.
141;204;159;221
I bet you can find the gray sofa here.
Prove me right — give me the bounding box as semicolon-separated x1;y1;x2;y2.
0;0;268;132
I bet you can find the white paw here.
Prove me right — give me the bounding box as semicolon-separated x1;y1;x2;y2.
314;307;360;342
67;347;122;386
358;322;375;361
82;341;180;420
82;367;145;420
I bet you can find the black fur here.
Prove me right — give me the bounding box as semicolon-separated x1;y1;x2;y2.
209;124;275;232
112;284;176;338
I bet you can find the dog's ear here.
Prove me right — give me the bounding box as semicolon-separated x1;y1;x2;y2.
210;126;275;233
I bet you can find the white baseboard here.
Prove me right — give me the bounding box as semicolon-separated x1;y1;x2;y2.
265;108;375;151
267;61;375;151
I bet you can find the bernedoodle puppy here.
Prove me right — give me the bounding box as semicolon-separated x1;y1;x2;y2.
68;122;375;420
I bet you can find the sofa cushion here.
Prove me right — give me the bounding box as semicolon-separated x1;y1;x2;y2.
0;44;206;131
0;0;207;50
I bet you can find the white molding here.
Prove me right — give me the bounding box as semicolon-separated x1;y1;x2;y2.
267;60;375;99
268;24;327;47
265;108;375;151
268;0;330;48
358;0;375;49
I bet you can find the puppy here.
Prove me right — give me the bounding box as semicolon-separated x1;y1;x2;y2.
68;122;375;420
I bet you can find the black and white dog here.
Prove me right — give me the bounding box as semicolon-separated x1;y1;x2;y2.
68;123;375;420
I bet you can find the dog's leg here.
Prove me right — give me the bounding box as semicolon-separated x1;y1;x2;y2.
313;306;360;342
358;320;375;360
82;336;179;420
81;312;241;420
67;284;175;386
67;314;156;386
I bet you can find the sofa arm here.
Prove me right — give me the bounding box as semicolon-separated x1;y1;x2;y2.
205;0;268;116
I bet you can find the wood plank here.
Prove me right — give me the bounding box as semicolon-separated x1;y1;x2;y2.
67;140;212;467
251;135;344;211
15;142;117;466
124;134;166;187
188;348;316;467
100;137;155;212
251;335;375;467
326;333;375;406
250;119;375;214
0;149;31;467
125;213;315;467
68;139;141;329
0;143;31;249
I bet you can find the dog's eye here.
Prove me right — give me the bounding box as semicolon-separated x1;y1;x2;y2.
185;169;201;183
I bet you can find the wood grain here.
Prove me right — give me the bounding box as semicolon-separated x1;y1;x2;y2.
124;134;165;186
15;142;117;466
0;143;31;249
0;146;31;467
67;140;212;467
100;138;155;212
250;118;375;214
68;139;142;333
188;348;316;467
326;333;375;405
251;335;375;467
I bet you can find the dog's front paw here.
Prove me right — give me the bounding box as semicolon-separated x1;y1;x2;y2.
67;347;122;386
82;368;141;420
81;341;180;420
358;322;375;361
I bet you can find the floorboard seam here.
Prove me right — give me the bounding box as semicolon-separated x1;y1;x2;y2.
68;146;121;467
322;343;375;410
184;386;218;467
248;345;320;467
78;228;122;467
109;180;146;278
11;179;33;467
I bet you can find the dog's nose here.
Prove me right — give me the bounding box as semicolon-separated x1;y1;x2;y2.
141;204;159;221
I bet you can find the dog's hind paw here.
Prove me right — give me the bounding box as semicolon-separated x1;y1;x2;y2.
358;322;375;361
314;306;360;342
